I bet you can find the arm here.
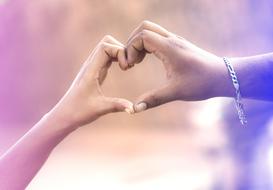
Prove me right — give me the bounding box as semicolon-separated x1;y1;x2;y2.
230;54;273;100
0;35;133;190
124;21;273;112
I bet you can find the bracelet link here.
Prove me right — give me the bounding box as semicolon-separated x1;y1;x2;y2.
223;57;247;125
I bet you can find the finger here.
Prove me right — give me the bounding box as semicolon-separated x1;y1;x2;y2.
101;35;124;47
101;42;127;68
103;97;134;114
133;84;176;113
100;35;129;70
128;20;171;43
94;42;127;84
126;29;168;66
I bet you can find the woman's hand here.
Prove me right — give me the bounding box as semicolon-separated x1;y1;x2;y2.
49;35;133;128
125;21;231;112
0;36;135;190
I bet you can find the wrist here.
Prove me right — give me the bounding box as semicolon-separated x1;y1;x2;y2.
44;106;79;133
208;57;235;98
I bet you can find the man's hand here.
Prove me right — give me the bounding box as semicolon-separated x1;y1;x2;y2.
125;21;229;112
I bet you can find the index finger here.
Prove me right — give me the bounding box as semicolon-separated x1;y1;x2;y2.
127;20;171;43
126;29;168;65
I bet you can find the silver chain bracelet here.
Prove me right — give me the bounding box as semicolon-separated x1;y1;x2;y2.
223;57;247;125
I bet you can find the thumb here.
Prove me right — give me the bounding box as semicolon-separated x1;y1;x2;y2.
134;84;176;113
103;97;134;114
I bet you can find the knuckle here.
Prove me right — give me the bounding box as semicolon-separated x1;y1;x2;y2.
102;35;113;42
120;65;127;70
148;94;161;107
98;42;108;51
140;20;151;29
167;36;183;50
111;104;121;112
139;29;149;39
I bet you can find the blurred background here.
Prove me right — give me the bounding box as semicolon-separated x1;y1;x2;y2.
1;0;273;189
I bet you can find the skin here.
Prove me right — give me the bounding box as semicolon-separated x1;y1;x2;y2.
1;20;273;189
0;35;133;190
125;21;273;112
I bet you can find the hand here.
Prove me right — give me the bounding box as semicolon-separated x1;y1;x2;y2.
48;35;133;128
125;21;227;112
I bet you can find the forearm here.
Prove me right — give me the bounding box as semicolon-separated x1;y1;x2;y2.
0;112;77;190
0;35;132;189
213;53;273;100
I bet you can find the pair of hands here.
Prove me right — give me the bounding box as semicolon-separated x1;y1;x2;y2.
50;21;224;128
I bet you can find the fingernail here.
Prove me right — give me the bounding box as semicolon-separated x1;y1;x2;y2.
134;102;147;113
125;106;134;114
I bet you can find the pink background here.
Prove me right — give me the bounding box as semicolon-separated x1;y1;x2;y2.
1;0;273;189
